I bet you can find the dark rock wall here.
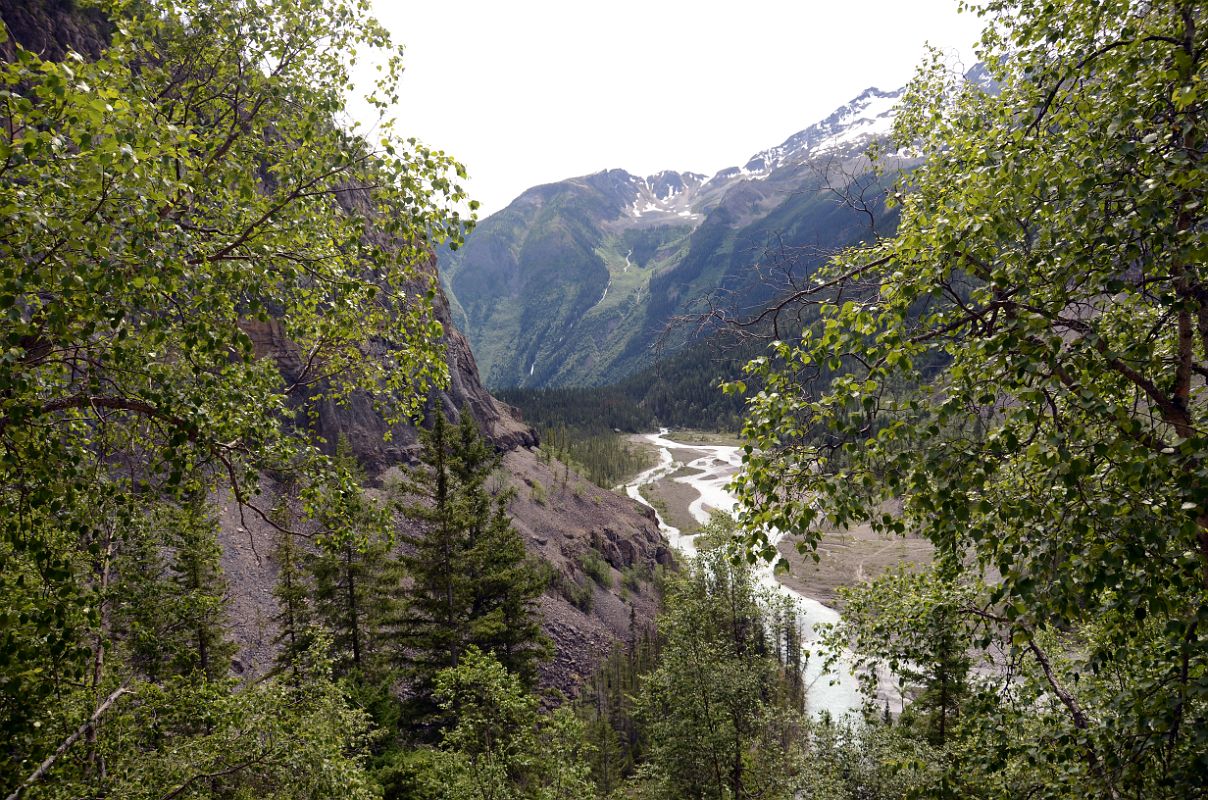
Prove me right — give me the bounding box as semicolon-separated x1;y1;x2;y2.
241;274;538;475
1;0;109;61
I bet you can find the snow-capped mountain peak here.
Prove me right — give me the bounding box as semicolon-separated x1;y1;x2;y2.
580;85;915;224
620;87;905;221
740;85;904;175
732;64;996;181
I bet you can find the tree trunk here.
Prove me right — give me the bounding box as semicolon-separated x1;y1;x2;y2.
346;543;361;670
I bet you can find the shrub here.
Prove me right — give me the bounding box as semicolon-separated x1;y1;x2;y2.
549;569;594;613
580;551;612;588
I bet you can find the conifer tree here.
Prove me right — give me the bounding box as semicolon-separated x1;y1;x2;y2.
307;438;400;682
309;534;394;678
171;504;237;682
393;409;549;734
577;627;661;794
271;498;314;679
112;499;236;682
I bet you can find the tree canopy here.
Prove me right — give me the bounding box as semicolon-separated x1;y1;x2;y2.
0;0;472;794
734;0;1207;792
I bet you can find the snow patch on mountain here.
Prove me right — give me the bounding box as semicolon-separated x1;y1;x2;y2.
617;84;912;223
812;90;900;154
740;86;904;174
628;170;708;219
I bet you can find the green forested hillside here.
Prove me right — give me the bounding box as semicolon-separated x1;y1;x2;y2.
498;285;859;435
441;117;902;390
501;330;766;434
497;332;768;486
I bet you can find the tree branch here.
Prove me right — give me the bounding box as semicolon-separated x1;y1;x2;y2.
4;685;133;800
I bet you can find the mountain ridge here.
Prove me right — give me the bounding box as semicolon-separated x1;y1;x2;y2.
440;84;907;389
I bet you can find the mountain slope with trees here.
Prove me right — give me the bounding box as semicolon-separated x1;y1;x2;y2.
439;88;911;389
0;1;671;797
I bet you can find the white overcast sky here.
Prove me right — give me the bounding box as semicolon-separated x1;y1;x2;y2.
360;1;986;216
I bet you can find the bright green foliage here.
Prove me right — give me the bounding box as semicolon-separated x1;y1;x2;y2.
432;648;596;800
7;636;380;800
795;720;940;800
88;640;379;800
0;0;471;794
819;568;1007;798
372;747;447;800
733;0;1208;793
393;411;550;736
822;568;976;747
633;518;807;800
579;549;612;588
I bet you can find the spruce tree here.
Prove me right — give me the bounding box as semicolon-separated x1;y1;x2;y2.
307;438;400;682
309;534;393;678
171;506;237;682
453;413;550;686
271;504;314;680
112;499;236;682
393;409;549;734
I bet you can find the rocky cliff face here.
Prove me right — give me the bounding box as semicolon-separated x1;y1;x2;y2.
234;275;672;692
240;276;539;473
0;0;109;62
7;0;671;695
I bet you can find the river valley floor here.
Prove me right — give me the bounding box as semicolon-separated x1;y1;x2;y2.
625;431;932;607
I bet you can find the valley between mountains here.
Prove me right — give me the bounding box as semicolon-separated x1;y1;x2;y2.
431;82;943;700
423;84;939;713
5;1;1206;797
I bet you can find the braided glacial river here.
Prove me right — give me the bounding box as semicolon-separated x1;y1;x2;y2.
626;429;872;719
